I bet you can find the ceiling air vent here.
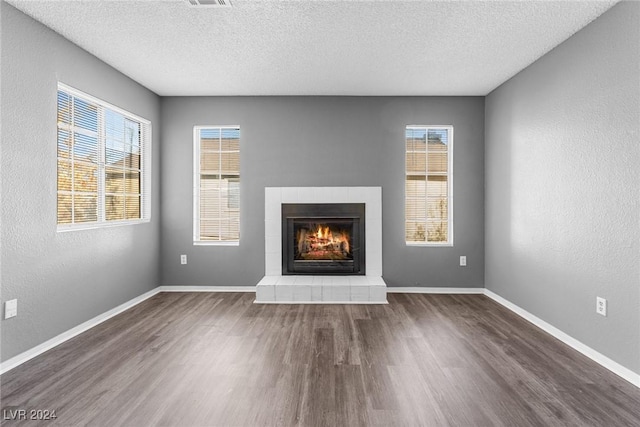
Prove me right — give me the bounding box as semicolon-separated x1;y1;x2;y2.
187;0;232;7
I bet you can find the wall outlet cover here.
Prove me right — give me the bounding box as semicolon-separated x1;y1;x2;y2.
5;299;18;319
596;296;607;316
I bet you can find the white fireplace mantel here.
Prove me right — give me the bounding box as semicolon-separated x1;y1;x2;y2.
255;186;387;304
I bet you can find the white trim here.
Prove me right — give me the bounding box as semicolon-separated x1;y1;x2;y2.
56;218;150;232
56;83;152;229
484;289;640;388
405;125;454;246
193;241;240;246
406;242;454;248
0;288;161;375
158;286;255;292
58;83;151;126
193;126;241;244
193;127;200;242
387;287;484;294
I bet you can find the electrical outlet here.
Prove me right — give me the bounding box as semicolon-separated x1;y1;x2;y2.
5;299;17;319
460;256;467;266
180;254;187;265
596;297;607;316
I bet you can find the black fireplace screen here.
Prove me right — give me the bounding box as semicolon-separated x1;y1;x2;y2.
282;203;365;275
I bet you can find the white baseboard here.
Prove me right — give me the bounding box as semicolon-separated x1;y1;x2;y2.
0;287;161;375
158;285;256;292
484;289;640;388
387;287;484;294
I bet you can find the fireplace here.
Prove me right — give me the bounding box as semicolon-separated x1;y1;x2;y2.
282;203;365;275
257;187;385;303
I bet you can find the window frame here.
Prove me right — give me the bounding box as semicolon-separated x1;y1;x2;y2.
193;125;241;246
405;125;454;246
56;83;152;232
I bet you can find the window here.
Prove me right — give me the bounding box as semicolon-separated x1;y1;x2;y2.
405;126;453;245
57;84;151;229
194;126;240;244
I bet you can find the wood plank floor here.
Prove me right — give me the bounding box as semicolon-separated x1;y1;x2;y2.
1;292;639;426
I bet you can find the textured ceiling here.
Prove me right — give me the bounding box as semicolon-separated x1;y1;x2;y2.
5;0;618;96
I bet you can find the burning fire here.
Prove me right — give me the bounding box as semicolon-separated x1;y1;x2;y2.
296;224;351;260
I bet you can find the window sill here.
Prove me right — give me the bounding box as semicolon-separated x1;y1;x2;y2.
406;241;453;247
193;241;240;246
57;219;150;232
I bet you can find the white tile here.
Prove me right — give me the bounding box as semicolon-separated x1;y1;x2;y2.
347;187;366;203
366;186;381;202
367;276;386;286
265;252;281;275
367;245;383;274
265;205;280;222
294;275;314;285
265;191;281;222
366;218;382;272
367;199;382;220
281;187;299;203
265;220;281;238
256;284;275;302
278;276;297;285
370;285;387;303
366;218;382;244
275;284;294;301
265;187;281;203
311;187;332;203
324;284;350;302
330;187;350;203
349;276;369;286
265;187;281;208
331;276;349;286
266;267;281;276
311;285;323;301
265;235;281;254
297;188;316;203
258;275;279;285
367;269;382;277
292;285;312;301
350;285;370;302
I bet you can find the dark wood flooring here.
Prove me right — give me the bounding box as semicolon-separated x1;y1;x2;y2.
1;292;639;426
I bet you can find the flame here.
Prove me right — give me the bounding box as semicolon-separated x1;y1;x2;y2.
296;223;351;257
315;225;333;241
341;231;350;253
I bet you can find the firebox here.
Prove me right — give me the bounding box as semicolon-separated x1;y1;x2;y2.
282;203;365;275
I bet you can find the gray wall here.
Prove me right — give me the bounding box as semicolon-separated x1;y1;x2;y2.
161;97;484;288
0;3;161;362
485;1;640;374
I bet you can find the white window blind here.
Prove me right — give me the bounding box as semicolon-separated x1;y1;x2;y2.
405;126;453;245
194;126;240;244
57;84;151;229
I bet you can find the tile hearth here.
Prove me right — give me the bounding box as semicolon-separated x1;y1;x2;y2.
255;186;388;304
256;275;387;304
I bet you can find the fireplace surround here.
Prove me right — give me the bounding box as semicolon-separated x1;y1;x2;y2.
256;186;387;304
